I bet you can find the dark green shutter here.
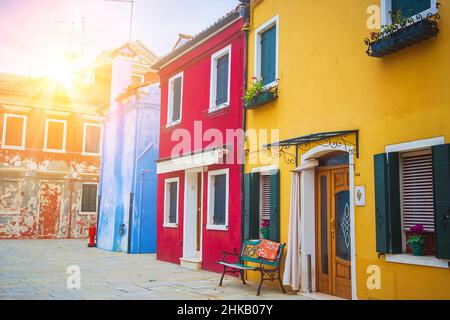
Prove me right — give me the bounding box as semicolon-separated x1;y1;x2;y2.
269;170;280;242
387;153;402;254
374;153;390;253
172;77;182;122
243;173;261;240
261;25;276;86
432;144;450;259
216;54;229;105
169;182;177;223
374;153;402;254
392;0;431;18
244;174;252;240
213;174;226;225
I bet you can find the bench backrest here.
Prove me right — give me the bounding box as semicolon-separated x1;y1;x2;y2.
240;240;285;267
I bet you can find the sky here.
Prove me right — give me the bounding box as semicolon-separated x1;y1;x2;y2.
0;0;240;76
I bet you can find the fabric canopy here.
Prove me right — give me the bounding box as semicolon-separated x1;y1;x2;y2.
283;172;301;290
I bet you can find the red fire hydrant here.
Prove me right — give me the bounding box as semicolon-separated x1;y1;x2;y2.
88;225;97;248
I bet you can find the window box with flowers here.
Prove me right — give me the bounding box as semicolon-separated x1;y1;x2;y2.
364;9;439;58
244;77;278;109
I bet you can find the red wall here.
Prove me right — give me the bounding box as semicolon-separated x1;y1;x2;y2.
157;18;244;273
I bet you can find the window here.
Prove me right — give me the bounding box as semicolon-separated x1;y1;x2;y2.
132;74;144;84
401;150;435;232
207;169;229;230
0;180;20;213
259;174;271;226
167;72;183;126
381;0;438;25
83;123;102;155
1;114;27;150
255;15;279;88
164;178;179;227
44;119;67;152
374;138;450;263
81;183;98;214
210;45;231;111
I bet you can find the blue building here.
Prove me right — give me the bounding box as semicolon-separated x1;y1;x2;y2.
96;44;160;253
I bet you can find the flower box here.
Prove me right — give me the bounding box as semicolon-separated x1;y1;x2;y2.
366;19;438;58
245;89;278;109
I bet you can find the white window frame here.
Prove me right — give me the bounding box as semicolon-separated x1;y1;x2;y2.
43;119;67;153
82;123;102;156
1;114;27;151
381;0;438;26
254;15;279;90
166;72;184;128
384;136;449;267
206;169;229;231
164;177;179;228
209;44;232;112
80;182;98;215
0;179;21;215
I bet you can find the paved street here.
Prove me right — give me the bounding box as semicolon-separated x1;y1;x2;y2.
0;240;312;300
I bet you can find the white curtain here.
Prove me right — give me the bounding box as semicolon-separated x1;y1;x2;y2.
283;171;301;291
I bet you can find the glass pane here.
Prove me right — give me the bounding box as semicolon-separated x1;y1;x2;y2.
320;176;328;275
335;191;351;261
319;153;349;167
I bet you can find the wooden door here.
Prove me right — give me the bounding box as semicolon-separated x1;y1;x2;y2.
316;167;352;299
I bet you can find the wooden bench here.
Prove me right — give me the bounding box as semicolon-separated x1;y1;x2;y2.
217;239;286;296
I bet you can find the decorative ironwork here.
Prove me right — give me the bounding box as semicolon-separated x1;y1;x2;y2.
341;203;351;249
364;13;440;58
263;130;359;166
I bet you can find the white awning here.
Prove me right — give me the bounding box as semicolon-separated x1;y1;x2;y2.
156;148;227;174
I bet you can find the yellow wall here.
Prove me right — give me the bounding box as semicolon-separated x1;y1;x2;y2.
245;0;450;299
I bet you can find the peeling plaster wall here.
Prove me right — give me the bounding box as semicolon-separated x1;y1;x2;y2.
0;151;99;239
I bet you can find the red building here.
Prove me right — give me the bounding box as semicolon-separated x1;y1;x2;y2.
153;6;245;272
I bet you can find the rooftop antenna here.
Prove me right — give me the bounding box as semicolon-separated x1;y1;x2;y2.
80;17;104;63
104;0;135;43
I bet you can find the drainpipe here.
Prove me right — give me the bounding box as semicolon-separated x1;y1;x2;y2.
128;103;140;254
240;0;250;242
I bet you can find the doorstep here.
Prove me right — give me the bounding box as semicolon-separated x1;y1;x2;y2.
301;292;347;301
180;257;202;271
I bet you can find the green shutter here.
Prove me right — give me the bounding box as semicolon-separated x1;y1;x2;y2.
387;152;402;254
172;77;182;122
213;174;226;225
250;172;261;239
244;174;252;240
216;54;229;105
374;153;390;253
374;153;402;254
269;170;280;242
432;144;450;259
392;0;431;18
261;25;276;86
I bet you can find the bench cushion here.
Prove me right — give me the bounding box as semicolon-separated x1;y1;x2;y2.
218;261;256;271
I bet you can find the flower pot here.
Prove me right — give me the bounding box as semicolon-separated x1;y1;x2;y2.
261;228;270;240
409;241;426;256
245;89;278;109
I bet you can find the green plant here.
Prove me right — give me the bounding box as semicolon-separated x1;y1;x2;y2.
370;10;410;41
407;224;427;247
244;77;265;106
260;219;270;239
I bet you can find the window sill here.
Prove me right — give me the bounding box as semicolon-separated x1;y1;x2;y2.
208;104;229;113
1;146;25;151
166;121;181;129
163;223;178;229
79;212;97;216
0;210;20;215
81;152;101;157
385;254;450;269
43;149;66;154
206;224;228;231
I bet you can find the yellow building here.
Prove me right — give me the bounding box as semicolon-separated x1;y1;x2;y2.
243;0;450;299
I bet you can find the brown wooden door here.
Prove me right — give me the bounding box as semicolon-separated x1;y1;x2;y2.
316;167;352;299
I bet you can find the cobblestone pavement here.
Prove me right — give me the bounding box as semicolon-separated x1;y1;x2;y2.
0;240;312;300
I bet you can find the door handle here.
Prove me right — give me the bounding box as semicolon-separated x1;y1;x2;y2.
330;218;335;238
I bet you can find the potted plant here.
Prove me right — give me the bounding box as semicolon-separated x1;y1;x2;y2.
244;77;277;109
260;219;270;240
407;224;427;256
